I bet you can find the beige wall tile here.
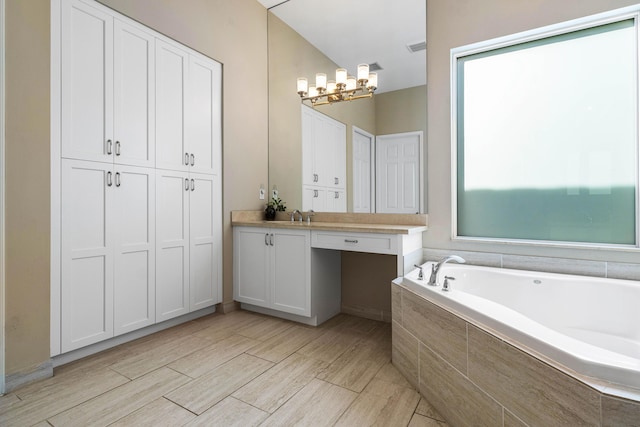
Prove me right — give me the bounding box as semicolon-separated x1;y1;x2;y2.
185;397;268;427
423;249;502;268
261;379;357;427
109;398;196;427
602;395;640;427
402;288;467;373
392;283;402;324
48;367;190;426
169;334;258;378
607;262;640;281
467;326;600;426
165;354;273;415
419;342;502;426
392;321;419;389
502;255;606;277
335;377;420;426
233;353;327;413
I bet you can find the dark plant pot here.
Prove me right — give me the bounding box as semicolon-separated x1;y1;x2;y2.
265;206;276;220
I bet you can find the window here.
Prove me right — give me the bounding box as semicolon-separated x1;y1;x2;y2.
452;9;638;247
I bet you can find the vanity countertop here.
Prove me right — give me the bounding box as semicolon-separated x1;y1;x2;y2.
231;211;428;235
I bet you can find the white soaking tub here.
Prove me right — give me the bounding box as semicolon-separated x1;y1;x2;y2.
403;262;640;392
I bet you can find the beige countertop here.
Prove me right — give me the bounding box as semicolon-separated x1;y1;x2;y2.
231;211;428;235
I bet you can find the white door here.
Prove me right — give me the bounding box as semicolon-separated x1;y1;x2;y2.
155;39;188;172
187;55;222;175
233;227;270;306
113;165;155;335
272;230;310;316
376;131;423;214
61;0;113;163
352;127;374;213
155;169;190;321
61;159;114;352
113;20;155;168
189;173;220;311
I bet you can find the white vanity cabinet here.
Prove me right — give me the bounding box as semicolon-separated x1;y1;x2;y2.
233;226;341;324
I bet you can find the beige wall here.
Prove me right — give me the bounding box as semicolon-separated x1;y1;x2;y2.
375;85;427;137
5;0;269;377
426;0;640;263
5;0;51;376
267;12;376;211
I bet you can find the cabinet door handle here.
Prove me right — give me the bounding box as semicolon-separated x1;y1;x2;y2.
265;233;269;246
344;239;358;244
335;177;339;185
335;191;339;199
106;171;113;187
115;141;121;156
185;178;189;191
115;172;121;187
185;153;190;166
190;154;195;166
313;190;318;198
190;179;195;191
314;173;318;183
106;139;113;155
270;233;274;246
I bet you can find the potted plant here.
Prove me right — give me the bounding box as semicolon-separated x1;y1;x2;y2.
265;196;286;220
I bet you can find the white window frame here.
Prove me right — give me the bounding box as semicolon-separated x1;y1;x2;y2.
450;5;640;250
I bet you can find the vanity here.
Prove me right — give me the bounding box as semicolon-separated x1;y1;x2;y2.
232;211;427;325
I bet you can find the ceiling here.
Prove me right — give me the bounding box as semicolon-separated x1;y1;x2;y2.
258;0;426;94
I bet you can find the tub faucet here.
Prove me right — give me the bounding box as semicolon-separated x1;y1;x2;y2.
427;255;465;286
290;209;303;222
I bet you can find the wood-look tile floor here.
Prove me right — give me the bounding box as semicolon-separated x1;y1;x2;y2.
0;311;448;427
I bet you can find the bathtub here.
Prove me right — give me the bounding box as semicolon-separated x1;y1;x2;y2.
402;262;640;392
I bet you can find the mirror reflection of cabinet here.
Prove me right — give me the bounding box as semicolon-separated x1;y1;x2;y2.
301;106;346;212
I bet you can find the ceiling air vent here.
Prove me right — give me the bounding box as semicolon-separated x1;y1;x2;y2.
368;62;383;71
406;41;427;53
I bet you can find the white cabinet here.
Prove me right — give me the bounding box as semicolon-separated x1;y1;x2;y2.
234;227;310;317
234;226;341;325
61;159;155;352
156;41;222;175
55;0;222;355
301;105;346;212
62;0;154;167
156;171;221;322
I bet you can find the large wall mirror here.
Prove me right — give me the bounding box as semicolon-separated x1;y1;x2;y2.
263;0;427;213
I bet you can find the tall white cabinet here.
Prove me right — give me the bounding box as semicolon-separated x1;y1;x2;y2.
54;0;222;354
302;106;347;212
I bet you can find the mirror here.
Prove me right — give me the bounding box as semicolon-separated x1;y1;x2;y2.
267;1;426;212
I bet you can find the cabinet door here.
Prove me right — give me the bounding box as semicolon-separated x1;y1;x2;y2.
113;165;156;335
189;173;221;311
326;189;347;213
155;40;189;172
272;229;311;316
303;186;326;212
329;120;347;189
156;170;190;321
301;106;316;186
113;20;155;167
61;159;114;352
233;227;270;307
314;115;334;187
61;0;113;163
187;55;222;175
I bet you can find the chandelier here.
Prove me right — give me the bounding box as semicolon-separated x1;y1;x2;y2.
297;63;378;107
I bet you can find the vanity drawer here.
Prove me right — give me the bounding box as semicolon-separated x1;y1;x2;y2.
311;231;398;255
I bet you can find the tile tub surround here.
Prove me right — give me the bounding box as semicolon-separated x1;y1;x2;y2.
391;281;640;427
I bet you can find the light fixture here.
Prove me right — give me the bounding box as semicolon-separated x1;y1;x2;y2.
297;63;378;106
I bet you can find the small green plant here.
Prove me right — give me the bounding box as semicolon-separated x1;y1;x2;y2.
266;196;287;212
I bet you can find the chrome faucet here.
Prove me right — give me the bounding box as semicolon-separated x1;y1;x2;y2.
427;255;465;286
306;209;315;224
290;209;303;222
